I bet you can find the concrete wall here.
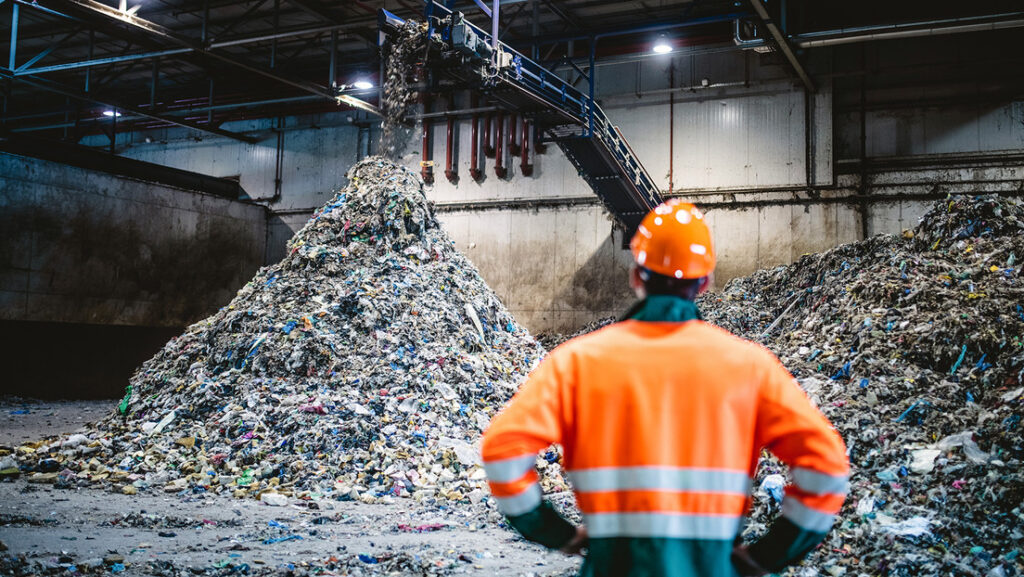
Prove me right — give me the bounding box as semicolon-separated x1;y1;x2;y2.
0;152;267;397
0;153;267;327
440;206;634;333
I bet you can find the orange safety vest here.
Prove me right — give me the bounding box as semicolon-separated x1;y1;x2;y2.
482;319;849;574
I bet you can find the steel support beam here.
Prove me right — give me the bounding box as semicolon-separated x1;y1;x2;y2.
14;27;81;72
747;0;815;92
211;0;271;40
19;48;189;75
328;29;336;89
0;68;259;143
10;94;324;131
8;2;18;70
491;0;499;53
23;0;380;115
471;0;492;18
15;21;360;76
288;0;335;23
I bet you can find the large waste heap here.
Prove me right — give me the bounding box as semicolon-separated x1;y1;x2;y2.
701;195;1024;576
8;158;549;505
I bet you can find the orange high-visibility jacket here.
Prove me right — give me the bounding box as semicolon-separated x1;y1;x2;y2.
482;318;849;576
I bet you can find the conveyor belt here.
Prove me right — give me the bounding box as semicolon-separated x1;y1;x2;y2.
379;4;663;231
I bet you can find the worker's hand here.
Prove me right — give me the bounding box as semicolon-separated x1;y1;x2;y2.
731;545;768;576
559;525;588;556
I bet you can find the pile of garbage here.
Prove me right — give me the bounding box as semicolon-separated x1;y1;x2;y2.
5;157;566;506
536;317;615;350
699;195;1023;576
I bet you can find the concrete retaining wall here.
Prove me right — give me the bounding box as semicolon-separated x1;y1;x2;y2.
0;152;267;397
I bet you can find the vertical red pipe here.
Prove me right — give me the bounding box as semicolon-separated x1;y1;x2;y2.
470;95;482;181
444;97;457;183
421;97;434;184
508;114;520;155
520;119;533;176
483;114;494;157
494;114;506;178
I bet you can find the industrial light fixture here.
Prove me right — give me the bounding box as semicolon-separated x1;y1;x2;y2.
352;80;374;90
102;110;122;117
652;35;673;54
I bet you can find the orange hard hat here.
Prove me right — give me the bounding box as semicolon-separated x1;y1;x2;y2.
629;200;715;279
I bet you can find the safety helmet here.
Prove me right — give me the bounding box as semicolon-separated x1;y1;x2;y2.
629;200;715;279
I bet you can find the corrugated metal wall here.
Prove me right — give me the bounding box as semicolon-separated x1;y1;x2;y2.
837;102;1024;158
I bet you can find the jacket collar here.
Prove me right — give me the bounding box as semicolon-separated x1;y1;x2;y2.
621;295;702;323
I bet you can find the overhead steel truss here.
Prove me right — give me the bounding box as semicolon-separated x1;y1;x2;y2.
1;0;383;144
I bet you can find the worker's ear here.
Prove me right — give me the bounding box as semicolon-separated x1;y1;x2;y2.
697;274;712;295
629;266;647;299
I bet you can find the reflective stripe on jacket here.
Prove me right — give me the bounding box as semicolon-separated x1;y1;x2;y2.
481;307;849;576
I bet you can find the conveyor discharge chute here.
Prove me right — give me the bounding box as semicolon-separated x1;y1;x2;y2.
379;3;664;232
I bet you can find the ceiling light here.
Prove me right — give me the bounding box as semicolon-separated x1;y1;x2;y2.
352;80;374;90
653;34;673;54
102;110;122;117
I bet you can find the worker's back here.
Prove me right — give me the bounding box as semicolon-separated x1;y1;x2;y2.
560;320;766;576
482;316;848;577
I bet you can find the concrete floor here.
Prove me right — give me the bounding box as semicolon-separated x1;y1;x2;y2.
0;398;580;576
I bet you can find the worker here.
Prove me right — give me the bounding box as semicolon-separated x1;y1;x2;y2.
481;199;849;577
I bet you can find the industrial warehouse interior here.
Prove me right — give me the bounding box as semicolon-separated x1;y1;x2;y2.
1;0;1023;575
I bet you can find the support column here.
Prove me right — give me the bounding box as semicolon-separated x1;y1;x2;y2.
8;2;18;71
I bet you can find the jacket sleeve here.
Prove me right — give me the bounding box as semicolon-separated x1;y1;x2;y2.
748;352;850;572
480;348;576;549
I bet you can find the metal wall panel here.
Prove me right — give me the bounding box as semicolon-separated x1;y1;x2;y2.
611;82;811;192
95;117;361;210
840;100;1024;159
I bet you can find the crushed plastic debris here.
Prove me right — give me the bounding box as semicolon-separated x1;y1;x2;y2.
8;157;560;507
0;551;469;576
697;195;1024;575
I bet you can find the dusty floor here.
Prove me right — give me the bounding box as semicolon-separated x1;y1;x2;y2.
0;398;112;447
0;398;581;576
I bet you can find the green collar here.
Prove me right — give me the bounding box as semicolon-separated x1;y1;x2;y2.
622;295;702;323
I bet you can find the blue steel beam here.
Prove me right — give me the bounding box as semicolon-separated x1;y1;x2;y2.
14;27;82;72
18;48;189;75
471;0;492;18
8;2;18;70
1;68;261;142
529;12;750;45
17;0;381;115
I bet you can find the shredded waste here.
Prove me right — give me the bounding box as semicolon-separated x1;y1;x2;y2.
0;552;461;576
536;317;615;350
702;195;1024;577
542;195;1024;576
3;157;570;508
379;18;426;160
